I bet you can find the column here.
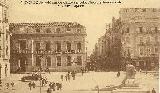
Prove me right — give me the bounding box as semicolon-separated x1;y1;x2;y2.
31;40;34;66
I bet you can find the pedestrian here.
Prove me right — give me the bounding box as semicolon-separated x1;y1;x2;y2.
61;75;63;81
51;82;55;91
32;82;36;88
59;83;62;90
47;88;52;93
117;71;120;77
67;73;70;81
65;74;68;81
152;88;156;93
6;83;9;89
71;71;75;80
28;82;32;90
11;82;14;87
49;82;52;89
81;68;84;76
56;83;59;90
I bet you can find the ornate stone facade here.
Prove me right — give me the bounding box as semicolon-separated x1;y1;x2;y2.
0;0;10;79
9;22;87;72
120;8;160;70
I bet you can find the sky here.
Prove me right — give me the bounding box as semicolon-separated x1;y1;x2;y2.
8;0;160;55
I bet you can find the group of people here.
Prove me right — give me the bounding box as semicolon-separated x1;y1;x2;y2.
47;82;62;93
28;81;36;90
0;80;14;89
60;71;76;81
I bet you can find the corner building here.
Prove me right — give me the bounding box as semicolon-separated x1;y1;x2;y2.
120;8;160;70
0;0;10;79
10;22;87;72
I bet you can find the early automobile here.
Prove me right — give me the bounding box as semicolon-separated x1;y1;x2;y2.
21;73;42;82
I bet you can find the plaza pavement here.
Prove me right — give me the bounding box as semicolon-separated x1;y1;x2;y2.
0;71;158;93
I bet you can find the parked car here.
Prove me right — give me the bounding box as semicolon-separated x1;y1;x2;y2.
21;73;42;82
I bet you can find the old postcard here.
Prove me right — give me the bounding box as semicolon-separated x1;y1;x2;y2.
0;0;159;93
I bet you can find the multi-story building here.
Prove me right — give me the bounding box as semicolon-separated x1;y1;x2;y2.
9;22;87;72
120;8;160;70
0;0;10;79
91;17;122;71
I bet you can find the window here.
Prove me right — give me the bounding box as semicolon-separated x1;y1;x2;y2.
6;46;8;56
0;46;1;50
46;28;51;33
36;56;41;66
126;27;129;33
36;42;40;50
36;28;40;33
155;48;158;53
56;28;60;33
142;8;146;12
77;56;82;65
146;37;150;44
67;56;71;66
67;42;71;52
56;42;61;52
140;37;143;44
56;56;61;66
66;28;71;32
77;42;81;52
0;51;1;58
46;57;51;67
139;27;143;33
139;48;143;55
155;36;158;43
155;27;158;33
46;42;51;51
6;34;8;40
77;29;81;33
153;8;157;12
19;40;26;50
126;37;130;43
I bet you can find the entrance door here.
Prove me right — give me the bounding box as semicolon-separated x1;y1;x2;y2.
20;58;26;72
139;61;144;70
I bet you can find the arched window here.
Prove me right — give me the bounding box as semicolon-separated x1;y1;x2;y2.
36;28;40;33
46;41;51;50
67;42;71;52
67;56;71;66
56;28;60;33
46;28;51;33
46;57;51;67
77;42;81;52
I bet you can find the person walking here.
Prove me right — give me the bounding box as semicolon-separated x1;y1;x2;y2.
47;88;52;93
61;75;63;81
28;82;32;90
65;74;68;81
117;71;120;77
32;82;36;88
152;88;156;93
6;83;10;89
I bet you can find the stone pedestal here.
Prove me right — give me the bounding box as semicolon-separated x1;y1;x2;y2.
112;79;149;93
112;87;150;93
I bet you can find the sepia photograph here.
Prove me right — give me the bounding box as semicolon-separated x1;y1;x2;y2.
0;0;159;93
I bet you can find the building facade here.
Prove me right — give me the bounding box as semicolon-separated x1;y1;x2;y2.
91;18;122;71
0;0;10;79
120;8;160;70
9;22;87;72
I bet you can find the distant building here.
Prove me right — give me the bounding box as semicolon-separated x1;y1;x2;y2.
9;22;87;72
92;17;122;71
0;0;10;79
120;8;160;70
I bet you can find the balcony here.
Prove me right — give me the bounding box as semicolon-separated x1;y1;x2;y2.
12;49;32;54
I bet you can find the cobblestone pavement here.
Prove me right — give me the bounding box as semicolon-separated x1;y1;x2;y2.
0;71;158;93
